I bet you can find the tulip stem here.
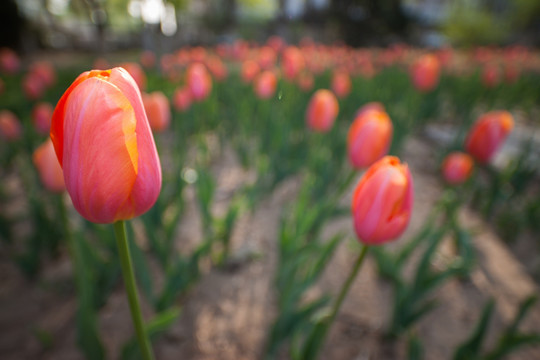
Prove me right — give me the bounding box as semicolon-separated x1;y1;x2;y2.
113;220;155;360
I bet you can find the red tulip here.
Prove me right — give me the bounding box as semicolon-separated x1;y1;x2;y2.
482;63;500;88
351;156;413;245
142;91;171;132
348;108;393;168
32;139;66;193
32;102;54;135
410;54;440;92
331;71;351;98
465;111;514;164
441;152;474;185
0;48;20;74
186;63;212;102
254;70;277;99
306;89;339;133
173;86;192;112
50;67;162;223
0;110;22;141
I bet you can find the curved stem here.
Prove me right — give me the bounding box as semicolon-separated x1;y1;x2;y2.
113;220;155;360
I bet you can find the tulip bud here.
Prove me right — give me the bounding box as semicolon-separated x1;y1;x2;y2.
351;156;413;245
441;152;474;185
465;111;514;164
50;67;162;223
331;71;351;98
282;46;305;80
410;54;440;92
142;91;171;132
297;71;314;92
0;47;20;74
173;86;192;112
306;89;339;133
0;110;22;141
32;102;54;135
33;139;65;193
241;60;260;84
186;63;212;102
348;107;393;168
254;70;277;99
482;63;500;88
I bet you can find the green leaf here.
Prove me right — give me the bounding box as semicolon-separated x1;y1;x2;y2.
453;299;495;360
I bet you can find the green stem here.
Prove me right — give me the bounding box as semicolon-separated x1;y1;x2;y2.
113;220;155;360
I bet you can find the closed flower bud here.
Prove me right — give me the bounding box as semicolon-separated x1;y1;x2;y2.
186;63;212;102
0;110;22;141
142;91;171;132
331;71;351;98
351;156;413;245
441;152;474;185
241;60;260;84
465;111;514;164
32;139;65;193
254;70;277;99
348;108;393;168
410;54;440;92
173;86;192;112
306;89;339;133
50;67;162;223
281;46;305;80
32;102;54;135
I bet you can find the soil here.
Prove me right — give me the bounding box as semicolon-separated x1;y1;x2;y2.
1;135;539;360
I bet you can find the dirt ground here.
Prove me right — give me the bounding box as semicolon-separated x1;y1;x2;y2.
1;135;539;360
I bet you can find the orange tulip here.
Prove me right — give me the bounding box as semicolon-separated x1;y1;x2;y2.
348;107;393;168
173;86;192;112
465;111;514;164
410;54;440;92
32;102;54;135
331;71;351;98
441;152;474;185
32;139;66;193
0;110;22;141
50;67;162;223
254;70;277;99
186;63;212;102
142;91;171;132
351;156;413;245
241;60;260;84
306;89;339;133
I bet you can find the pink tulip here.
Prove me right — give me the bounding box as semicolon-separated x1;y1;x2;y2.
32;139;66;193
140;51;156;68
441;152;474;185
32;102;54;135
142;91;171;132
348;108;393;168
0;110;22;141
241;60;260;84
351;156;413;245
0;48;20;74
186;63;212;102
331;71;351;98
410;54;440;92
119;62;147;91
50;67;162;223
254;70;277;99
465;111;514;164
173;86;192;112
306;89;339;133
282;46;305;80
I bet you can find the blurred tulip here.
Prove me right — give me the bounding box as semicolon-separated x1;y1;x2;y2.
143;91;171;132
0;47;20;74
306;89;339;132
348;108;393;168
331;71;351;98
0;110;22;141
241;60;260;84
354;102;385;118
410;54;440;92
351;156;413;245
504;64;520;84
29;61;56;88
254;70;277;99
206;55;228;81
186;63;212;102
50;67;162;223
119;62;147;91
282;46;305;80
140;51;156;68
22;73;46;100
441;152;474;185
482;63;500;88
32;102;54;135
465;111;514;164
258;46;277;70
173;86;192;112
33;139;65;193
297;71;314;91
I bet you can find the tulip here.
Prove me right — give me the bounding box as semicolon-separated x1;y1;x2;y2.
32;139;66;193
173;86;192;112
241;60;260;84
331;71;351;98
441;152;474;185
348;107;393;168
206;55;228;81
465;111;514;164
32;102;54;135
254;70;277;100
306;89;339;133
282;46;305;80
258;46;277;70
140;51;156;68
351;156;413;245
410;54;440;92
50;67;162;224
0;110;22;141
297;71;314;91
354;101;385;118
29;61;56;88
22;73;46;100
186;62;212;102
482;63;500;88
0;47;20;74
142;91;171;132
